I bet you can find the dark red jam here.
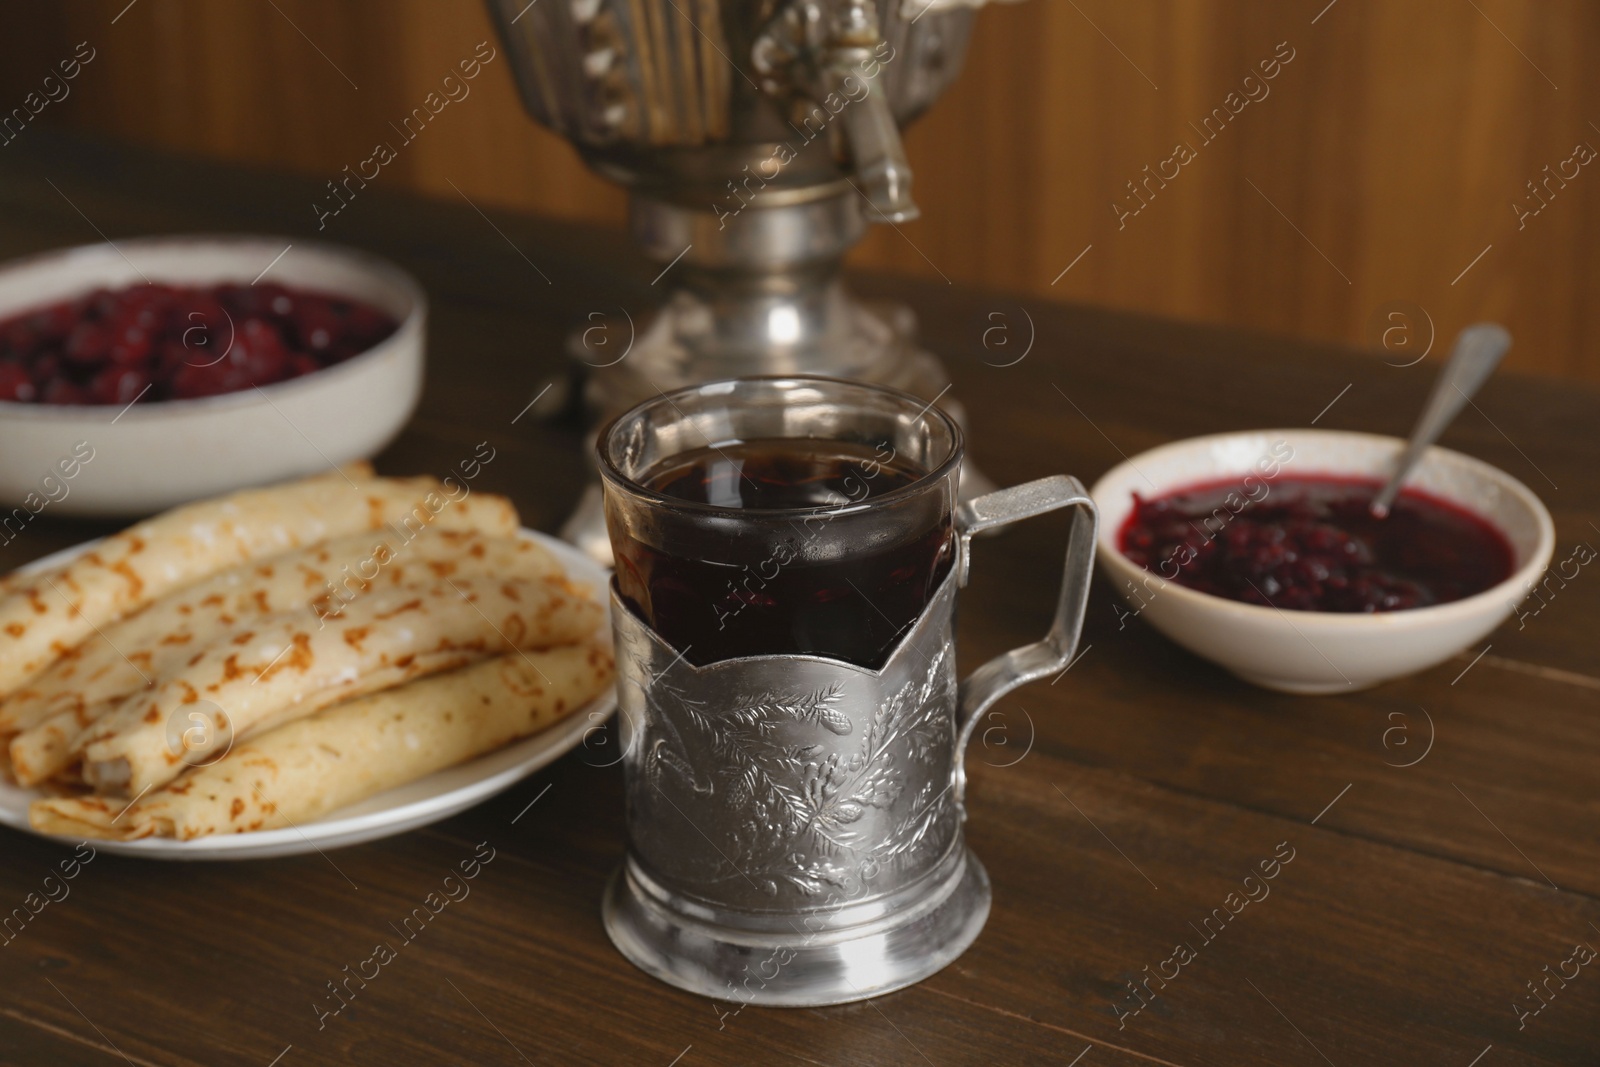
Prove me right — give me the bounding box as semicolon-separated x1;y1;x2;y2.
0;282;400;405
1118;475;1515;612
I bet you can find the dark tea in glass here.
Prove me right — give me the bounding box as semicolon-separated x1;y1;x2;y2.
599;378;961;669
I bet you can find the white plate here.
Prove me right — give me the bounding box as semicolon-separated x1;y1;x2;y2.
0;528;615;859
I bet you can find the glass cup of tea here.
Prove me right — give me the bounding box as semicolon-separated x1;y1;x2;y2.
596;376;1097;1007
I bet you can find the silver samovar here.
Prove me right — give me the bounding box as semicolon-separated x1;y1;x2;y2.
486;0;999;559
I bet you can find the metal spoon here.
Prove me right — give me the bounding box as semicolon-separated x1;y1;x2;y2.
1370;322;1512;518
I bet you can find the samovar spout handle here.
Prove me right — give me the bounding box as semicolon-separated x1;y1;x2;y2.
823;56;919;222
755;0;921;223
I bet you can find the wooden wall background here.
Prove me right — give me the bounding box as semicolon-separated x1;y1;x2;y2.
2;0;1598;380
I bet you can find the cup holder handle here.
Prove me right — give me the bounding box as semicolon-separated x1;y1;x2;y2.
951;475;1098;807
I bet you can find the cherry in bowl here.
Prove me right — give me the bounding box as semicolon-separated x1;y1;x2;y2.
0;280;400;406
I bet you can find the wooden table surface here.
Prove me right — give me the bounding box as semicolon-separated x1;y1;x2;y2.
1;130;1596;1067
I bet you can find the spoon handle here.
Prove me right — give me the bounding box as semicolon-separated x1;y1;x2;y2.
1370;322;1512;517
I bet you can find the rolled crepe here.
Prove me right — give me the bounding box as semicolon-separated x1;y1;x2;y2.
1;528;556;733
6;533;561;785
0;466;519;699
0;566;46;599
10;699;115;788
28;643;615;840
75;575;603;795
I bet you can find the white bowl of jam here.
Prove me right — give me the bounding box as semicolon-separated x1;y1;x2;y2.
0;235;424;517
1089;429;1555;693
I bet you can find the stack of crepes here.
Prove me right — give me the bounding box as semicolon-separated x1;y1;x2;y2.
0;465;613;841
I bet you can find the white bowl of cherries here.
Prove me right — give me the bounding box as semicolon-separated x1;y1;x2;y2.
0;234;424;517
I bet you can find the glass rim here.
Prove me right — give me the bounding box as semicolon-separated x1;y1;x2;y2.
595;375;965;518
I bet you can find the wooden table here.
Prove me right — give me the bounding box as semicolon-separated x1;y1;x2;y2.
1;130;1596;1067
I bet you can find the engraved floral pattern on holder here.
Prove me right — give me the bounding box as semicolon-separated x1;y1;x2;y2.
627;640;958;906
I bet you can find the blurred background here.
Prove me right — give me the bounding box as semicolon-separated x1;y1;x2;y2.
3;0;1596;380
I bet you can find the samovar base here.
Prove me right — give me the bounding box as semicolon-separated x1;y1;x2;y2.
602;846;991;1007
